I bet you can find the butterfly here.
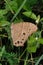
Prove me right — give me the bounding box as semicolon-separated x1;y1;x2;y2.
11;22;38;47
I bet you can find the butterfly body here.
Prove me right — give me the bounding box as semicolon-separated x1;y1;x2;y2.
11;22;38;47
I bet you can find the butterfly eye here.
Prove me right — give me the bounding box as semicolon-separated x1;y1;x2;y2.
22;39;24;40
17;41;19;44
23;33;25;35
15;43;17;44
21;41;22;43
15;41;19;44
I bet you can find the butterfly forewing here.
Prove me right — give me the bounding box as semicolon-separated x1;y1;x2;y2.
16;22;29;46
11;22;38;47
11;23;23;46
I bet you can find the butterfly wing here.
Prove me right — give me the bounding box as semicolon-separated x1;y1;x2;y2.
11;22;23;46
16;22;29;46
11;22;38;47
28;23;38;36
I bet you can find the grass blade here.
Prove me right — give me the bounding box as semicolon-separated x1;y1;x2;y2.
35;55;43;65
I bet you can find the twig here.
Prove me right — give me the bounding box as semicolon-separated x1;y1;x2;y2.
31;53;34;65
0;57;34;63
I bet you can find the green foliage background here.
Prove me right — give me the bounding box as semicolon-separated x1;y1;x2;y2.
0;0;43;65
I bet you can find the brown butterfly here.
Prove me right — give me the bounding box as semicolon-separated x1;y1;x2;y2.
11;22;38;47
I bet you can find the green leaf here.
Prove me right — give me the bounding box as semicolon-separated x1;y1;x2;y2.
40;18;43;21
35;15;40;24
9;0;18;12
5;0;18;12
0;21;10;26
38;38;43;44
5;25;11;39
13;18;23;24
42;0;43;2
23;11;37;20
0;63;2;65
3;52;18;65
27;43;37;53
27;39;37;53
0;46;5;59
27;33;40;53
11;0;27;22
0;9;7;16
17;0;37;11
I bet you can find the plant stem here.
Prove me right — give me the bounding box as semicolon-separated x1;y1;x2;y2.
24;52;29;65
11;0;27;22
35;55;43;65
0;38;2;47
4;0;14;14
19;48;27;59
31;53;34;65
17;47;20;58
